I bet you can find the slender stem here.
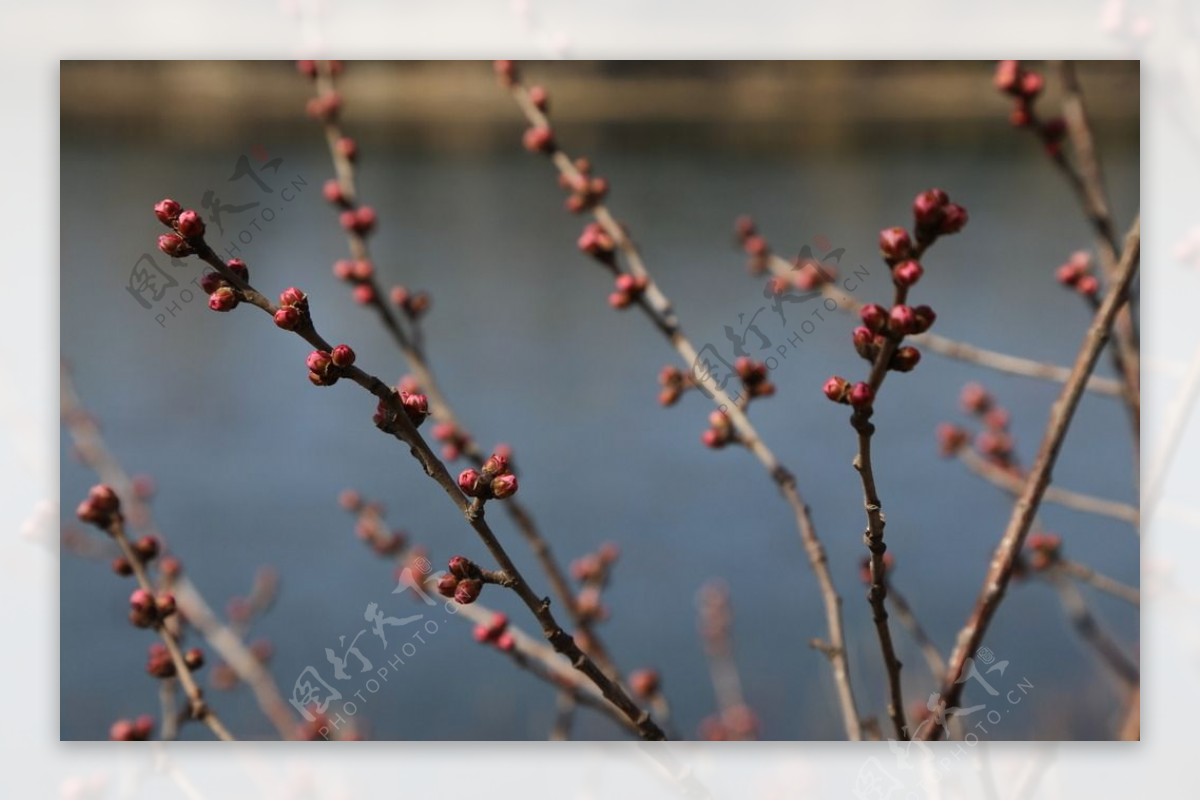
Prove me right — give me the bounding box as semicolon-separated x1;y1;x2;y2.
887;582;965;741
188;238;665;740
956;448;1139;528
109;518;235;741
504;75;863;739
1057;559;1140;607
310;63;621;681
918;217;1139;741
1047;568;1140;687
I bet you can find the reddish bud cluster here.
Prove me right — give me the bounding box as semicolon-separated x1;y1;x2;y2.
734;216;771;274
437;556;484;604
306;349;337;386
578;222;616;264
274;285;310;330
1055;250;1100;298
432;422;473;462
306;92;342;122
372;389;430;431
936;422;970;457
910;188;968;245
657;364;694;406
146;642;176;678
110;715;155;741
129;588;176;629
558;158;609;213
494;60;519;87
523;125;555;154
995;61;1066;155
735;357;775;399
76;484;121;530
457;452;519;501
1025;532;1063;571
339;206;377;236
473;612;514;651
701;409;736;449
608;273;649;309
850;303;935;367
628;668;660;699
388;285;432;318
154;198;212;258
825;377;874;408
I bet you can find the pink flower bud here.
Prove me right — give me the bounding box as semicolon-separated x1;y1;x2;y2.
494;59;519;86
184;647;205;670
208;287;238;312
154;198;182;226
401;392;429;427
608;290;633;309
939;203;968;235
1056;261;1086;287
852;326;877;360
134;535;160;561
578;222;615;260
860;303;888;332
199;272;225;294
629;668;660;698
459;468;485;497
823;375;849;403
912;189;949;230
495;632;515;651
1019;71;1044;98
448;555;475;579
890;346;921;372
848;382;874;408
129;588;155;614
994;60;1020;94
323;179;346;205
274;306;301;330
436;573;459;598
522;125;555;154
305;92;342;122
112;556;133;576
912;305;937;334
307;350;332;374
297;60;318;78
336;136;358;161
893;259;924;288
454;578;483;605
331;344;356;368
879;227;912;262
226;258;249;281
157;233;192;258
156;592;176;617
176;209;205;238
146;643;176;678
937;423;969;457
743;235;768;258
89;484;120;514
481;452;509;477
353;284;377;305
528;85;549;111
279;287;306;307
960;382;991;414
490;473;519;499
1076;275;1099;297
734;215;757;240
889;304;917;335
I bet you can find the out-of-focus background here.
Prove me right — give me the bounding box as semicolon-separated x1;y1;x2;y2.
60;61;1138;741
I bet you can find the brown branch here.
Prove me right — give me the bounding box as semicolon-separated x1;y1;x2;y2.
1047;568;1140;687
1057;559;1140;607
886;581;965;741
183;235;665;740
503;70;863;740
309;62;621;682
956;447;1139;528
918;217;1140;741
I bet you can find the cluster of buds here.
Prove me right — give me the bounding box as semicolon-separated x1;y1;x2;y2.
1055;250;1100;299
344;491;407;556
273;286;310;330
858;552;896;585
657;364;696;407
570;542;620;587
129;587;176;629
822;376;874;409
735;357;775;399
850;303;933;365
146;642;201;679
436;556;485;605
608;273;649;309
372;388;431;431
909;188;968;248
936;422;970;457
198;258;250;313
699;704;761;741
457;452;519;501
734;215;771;274
701;410;738;449
557;158;609;213
109;715;155;741
305;90;342;123
961;383;1016;468
578;221;617;266
76;484;122;530
494;59;520;87
339;205;377;236
388;284;432;318
154;198;206;259
523;124;555;155
305;343;356;386
473;612;515;651
111;536;161;577
432;422;474;462
1024;532;1063;572
628;668;660;699
994;61;1067;155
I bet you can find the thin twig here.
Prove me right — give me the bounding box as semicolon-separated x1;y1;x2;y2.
503;70;863;740
918;217;1139;741
1057;559;1140;607
1047;568;1140;687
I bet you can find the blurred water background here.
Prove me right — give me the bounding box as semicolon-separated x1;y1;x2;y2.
60;61;1138;740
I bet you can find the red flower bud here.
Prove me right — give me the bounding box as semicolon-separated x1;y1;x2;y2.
112;557;133;576
860;303;889;333
89;484;120;514
734;215;757;240
208;287;238;312
494;59;518;86
1076;275;1099;297
336;136;358;161
490;474;519;500
1019;71;1044;98
528;85;549;111
157;233;192;258
176;209;205;238
129;588;155;614
307;350;332;375
226;258;249;281
279;287;306;307
495;632;515;651
297;60;318;79
994;60;1021;94
184;647;205;670
936;423;969;457
578;222;615;260
481;453;509;477
353;284;377;305
893;259;924;288
454;578;483;605
134;535;160;561
879;227;912;262
823;375;849;403
743;235;768;258
912;305;937;334
401;392;429;427
305;92;342;122
274;306;301;330
458;468;485;497
889;304;917;335
890;346;921;372
629;668;660;698
960;382;992;414
939;203;968;235
323;179;346;205
156;592;176;617
848;382;874;408
1010;103;1033;128
331;344;356;368
522;125;555;154
852;326;877;360
912;188;949;230
146;643;176;678
448;555;475;579
154;198;182;226
436;573;459;598
199;272;225;295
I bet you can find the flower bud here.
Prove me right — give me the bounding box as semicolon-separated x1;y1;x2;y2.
936;423;969;457
458;468;486;497
495;632;515;651
1019;70;1044;98
893;259;924;288
353;284;377;305
176;210;205;238
323;179;346;205
297;60;318;78
494;59;518;86
111;556;133;576
912;188;949;230
157;233;192;258
939;203;968;235
156;592;176;617
848;381;874;409
629;668;660;698
184;647;205;670
734;215;757;240
436;573;459;598
448;555;475;579
1076;275;1099;297
490;473;519;499
1056;260;1086;287
522;125;555;154
331;344;356;368
336;136;358;161
134;535;160;561
130;588;155;615
578;222;615;261
879;227;912;262
208;286;238;312
994;60;1020;94
226;258;249;281
960;382;992;414
889;304;917;335
823;375;849;403
852;326;877;360
481;452;510;477
199;272;225;295
401;392;429;427
279;287;306;307
528;85;549;111
89;484;120;514
274;306;301;330
155;198;183;226
890;346;921;372
912;305;937;334
860;303;888;333
454;578;483;605
742;235;768;258
146;643;176;678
